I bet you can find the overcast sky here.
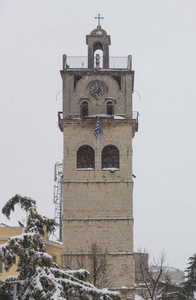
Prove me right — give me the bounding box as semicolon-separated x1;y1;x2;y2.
1;0;196;272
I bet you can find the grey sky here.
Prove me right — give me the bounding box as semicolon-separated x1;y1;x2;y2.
0;0;196;271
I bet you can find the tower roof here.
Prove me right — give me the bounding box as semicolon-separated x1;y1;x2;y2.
90;27;107;36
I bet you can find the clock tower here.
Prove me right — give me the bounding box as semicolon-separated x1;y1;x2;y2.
58;17;139;298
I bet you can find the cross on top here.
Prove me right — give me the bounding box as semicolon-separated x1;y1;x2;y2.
95;14;104;28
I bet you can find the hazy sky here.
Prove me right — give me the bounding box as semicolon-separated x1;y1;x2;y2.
1;0;196;271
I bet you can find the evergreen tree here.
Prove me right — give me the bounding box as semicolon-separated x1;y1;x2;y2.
159;280;187;300
158;253;196;300
0;280;12;300
0;195;120;300
184;254;196;299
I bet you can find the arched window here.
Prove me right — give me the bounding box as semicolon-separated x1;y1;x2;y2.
102;145;119;169
81;101;88;117
93;43;103;68
77;145;95;169
107;102;113;115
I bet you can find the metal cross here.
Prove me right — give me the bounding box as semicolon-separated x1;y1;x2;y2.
95;14;104;28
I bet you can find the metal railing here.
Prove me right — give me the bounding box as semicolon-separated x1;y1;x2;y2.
64;56;131;69
58;111;139;123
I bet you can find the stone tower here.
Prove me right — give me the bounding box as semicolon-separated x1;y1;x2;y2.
58;19;139;298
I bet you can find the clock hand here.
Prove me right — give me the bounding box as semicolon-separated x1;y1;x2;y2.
92;86;99;94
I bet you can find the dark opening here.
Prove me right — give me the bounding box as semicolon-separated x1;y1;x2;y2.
107;102;113;115
111;75;121;90
77;145;95;169
74;75;82;89
81;101;88;117
102;145;119;169
93;42;103;52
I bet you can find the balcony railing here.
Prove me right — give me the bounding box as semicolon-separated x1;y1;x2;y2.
63;56;132;69
58;111;139;123
58;111;139;133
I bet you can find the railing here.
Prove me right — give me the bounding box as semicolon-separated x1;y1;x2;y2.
63;56;131;69
58;111;139;123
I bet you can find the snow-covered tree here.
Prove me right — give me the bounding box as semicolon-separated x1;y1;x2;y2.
0;280;11;300
184;253;196;299
0;195;120;300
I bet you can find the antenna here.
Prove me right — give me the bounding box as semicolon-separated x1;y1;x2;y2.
53;162;63;242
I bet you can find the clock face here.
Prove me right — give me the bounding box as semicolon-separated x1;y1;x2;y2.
89;81;105;98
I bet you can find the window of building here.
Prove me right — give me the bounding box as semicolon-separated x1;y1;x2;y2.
102;145;119;169
107;102;114;115
77;145;95;169
81;101;88;117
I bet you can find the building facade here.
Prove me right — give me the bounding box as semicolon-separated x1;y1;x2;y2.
59;23;139;298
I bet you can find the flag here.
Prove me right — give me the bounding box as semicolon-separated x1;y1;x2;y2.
94;119;103;138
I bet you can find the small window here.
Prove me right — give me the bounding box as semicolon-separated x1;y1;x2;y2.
107;102;113;115
77;145;95;169
102;145;119;169
81;102;88;117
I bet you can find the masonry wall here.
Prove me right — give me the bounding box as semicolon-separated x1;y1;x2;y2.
62;121;133;223
63;219;133;253
62;120;135;291
61;58;136;296
61;71;134;119
62;253;135;291
63;182;133;218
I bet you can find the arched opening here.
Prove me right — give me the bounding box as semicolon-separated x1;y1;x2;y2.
102;145;119;169
87;28;110;69
107;102;114;115
93;43;103;68
81;101;88;117
77;145;95;169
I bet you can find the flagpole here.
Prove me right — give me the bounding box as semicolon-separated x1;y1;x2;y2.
94;103;103;170
97;115;99;170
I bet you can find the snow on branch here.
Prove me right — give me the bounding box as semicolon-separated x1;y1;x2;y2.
2;194;36;219
0;195;120;300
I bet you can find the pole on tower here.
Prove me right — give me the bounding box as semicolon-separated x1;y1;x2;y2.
53;162;63;241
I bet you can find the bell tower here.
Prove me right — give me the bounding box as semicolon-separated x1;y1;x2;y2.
59;16;139;299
